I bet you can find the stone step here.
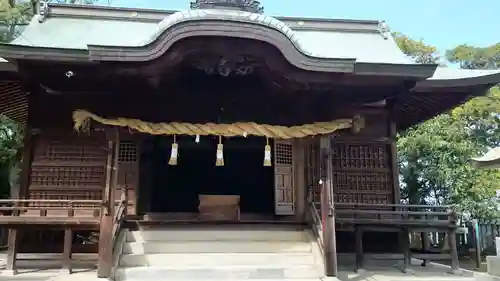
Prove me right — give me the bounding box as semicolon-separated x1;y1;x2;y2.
119;253;316;267
122;240;312;254
127;229;307;242
115;266;321;280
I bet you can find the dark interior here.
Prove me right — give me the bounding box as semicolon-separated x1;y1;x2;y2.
142;135;275;214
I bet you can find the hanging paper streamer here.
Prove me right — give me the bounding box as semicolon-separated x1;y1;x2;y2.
168;135;179;166
216;136;224;166
195;134;200;143
263;137;272;167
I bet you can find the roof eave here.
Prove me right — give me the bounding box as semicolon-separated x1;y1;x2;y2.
0;60;18;72
0;44;90;62
354;62;438;79
413;72;500;91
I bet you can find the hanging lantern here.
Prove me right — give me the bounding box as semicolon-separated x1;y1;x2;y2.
168;135;179;166
216;136;224;166
263;137;272;166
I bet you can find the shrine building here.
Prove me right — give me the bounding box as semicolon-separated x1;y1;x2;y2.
0;0;499;279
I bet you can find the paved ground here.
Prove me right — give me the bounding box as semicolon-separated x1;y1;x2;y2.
0;254;486;281
336;257;475;281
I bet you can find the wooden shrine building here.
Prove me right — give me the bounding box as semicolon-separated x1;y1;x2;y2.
0;0;499;278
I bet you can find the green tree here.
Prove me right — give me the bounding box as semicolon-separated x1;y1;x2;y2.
446;44;500;69
394;33;500;218
0;115;22;199
392;32;440;64
0;0;100;43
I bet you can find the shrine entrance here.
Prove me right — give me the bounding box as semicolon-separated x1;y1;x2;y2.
145;135;276;218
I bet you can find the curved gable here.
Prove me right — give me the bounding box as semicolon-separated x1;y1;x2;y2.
87;9;356;73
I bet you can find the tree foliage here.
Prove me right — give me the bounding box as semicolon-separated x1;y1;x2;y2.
0;115;22;199
392;32;440;64
395;33;500;219
0;0;99;43
447;43;500;69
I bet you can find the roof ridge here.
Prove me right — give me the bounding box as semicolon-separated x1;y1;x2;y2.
42;3;383;33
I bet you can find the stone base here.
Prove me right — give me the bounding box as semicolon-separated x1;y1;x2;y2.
487;256;500;276
1;269;17;276
321;277;341;281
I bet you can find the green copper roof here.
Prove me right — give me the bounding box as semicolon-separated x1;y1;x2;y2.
10;6;410;65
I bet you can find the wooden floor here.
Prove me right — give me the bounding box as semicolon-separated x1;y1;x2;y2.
131;213;305;225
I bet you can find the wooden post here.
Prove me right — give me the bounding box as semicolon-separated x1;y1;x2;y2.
400;228;410;273
389;121;401;204
62;228;73;274
448;228;460;274
420;231;429;266
471;219;481;270
97;129;119;278
5;203;21;276
355;226;364;272
5;229;18;276
320;136;338;277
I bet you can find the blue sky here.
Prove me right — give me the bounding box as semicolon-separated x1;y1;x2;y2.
97;0;498;55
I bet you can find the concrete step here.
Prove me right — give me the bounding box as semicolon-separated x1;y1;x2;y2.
119;253;316;267
122;240;312;254
115;266;321;280
126;229;307;243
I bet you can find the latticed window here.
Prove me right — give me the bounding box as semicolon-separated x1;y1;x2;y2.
118;141;138;163
275;142;293;165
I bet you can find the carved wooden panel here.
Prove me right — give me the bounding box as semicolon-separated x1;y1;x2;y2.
28;131;106;207
274;140;295;215
330;142;393;205
116;139;139;215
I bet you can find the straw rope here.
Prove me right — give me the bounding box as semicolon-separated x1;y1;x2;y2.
73;109;363;139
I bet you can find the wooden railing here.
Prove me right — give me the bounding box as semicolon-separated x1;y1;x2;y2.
0;199;103;219
0;199;103;275
308;197;460;275
334;203;457;227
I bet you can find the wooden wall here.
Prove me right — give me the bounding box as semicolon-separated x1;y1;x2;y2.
27;131;107;205
25;129;139;212
305;108;398;207
331;109;396;205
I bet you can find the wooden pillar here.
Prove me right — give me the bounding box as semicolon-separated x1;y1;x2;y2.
5;229;18;276
294;139;306;221
400;228;410;273
448;228;459;274
320;136;338;277
389;121;400;204
97;129;119;278
62;228;73;274
355;226;364;272
420;232;430;266
5;206;20;276
18;128;34;200
471;219;481;270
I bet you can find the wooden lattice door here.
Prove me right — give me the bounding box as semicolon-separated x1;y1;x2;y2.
116;140;139;215
274;140;295;215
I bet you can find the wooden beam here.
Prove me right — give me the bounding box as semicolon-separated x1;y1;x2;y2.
97;129;119;278
5;229;18;276
355;226;364;272
62;228;73;274
18;128;34;200
400;228;411;273
320;135;338;277
5;204;20;276
448;216;460;274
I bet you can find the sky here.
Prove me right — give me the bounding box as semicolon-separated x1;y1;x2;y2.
94;0;499;56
